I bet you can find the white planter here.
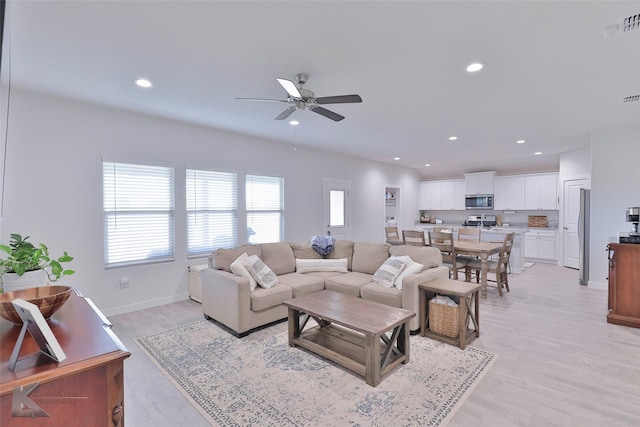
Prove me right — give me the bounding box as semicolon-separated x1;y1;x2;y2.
1;270;47;293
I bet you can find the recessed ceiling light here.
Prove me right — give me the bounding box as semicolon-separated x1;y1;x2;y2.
425;163;431;167
134;78;153;88
466;62;485;73
516;139;526;144
534;151;542;155
394;157;400;161
289;120;299;126
448;136;458;141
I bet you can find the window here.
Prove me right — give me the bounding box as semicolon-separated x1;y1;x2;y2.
103;162;175;268
246;175;284;244
186;169;237;256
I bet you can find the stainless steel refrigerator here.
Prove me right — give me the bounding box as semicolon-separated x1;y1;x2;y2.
578;188;590;285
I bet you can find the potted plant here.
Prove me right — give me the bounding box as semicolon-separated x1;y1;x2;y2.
0;233;75;293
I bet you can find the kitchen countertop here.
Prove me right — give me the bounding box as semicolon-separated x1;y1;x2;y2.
414;224;558;234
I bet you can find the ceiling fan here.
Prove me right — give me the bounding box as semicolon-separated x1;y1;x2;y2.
236;73;362;122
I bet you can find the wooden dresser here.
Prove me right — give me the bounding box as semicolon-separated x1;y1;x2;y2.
607;243;640;328
1;291;130;426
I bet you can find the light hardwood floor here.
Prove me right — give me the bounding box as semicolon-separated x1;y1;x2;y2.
110;263;640;426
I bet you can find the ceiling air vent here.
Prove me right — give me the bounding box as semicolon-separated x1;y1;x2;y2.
604;13;640;37
623;95;640;103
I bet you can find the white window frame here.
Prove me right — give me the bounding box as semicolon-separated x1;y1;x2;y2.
103;161;175;268
186;169;238;257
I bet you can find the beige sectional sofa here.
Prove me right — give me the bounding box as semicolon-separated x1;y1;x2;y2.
201;240;449;337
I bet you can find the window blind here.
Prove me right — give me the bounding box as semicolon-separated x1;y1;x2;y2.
186;169;238;256
246;175;284;244
103;162;175;268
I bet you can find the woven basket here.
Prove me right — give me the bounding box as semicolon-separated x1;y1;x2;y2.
429;298;459;337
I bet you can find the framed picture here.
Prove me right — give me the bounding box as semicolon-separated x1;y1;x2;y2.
8;298;66;370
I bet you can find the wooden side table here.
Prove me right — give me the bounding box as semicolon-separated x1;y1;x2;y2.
419;278;481;349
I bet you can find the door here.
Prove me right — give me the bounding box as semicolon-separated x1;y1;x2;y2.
323;178;350;239
563;178;589;269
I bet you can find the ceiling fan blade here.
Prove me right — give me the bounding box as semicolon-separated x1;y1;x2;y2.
309;106;345;122
315;94;363;105
276;78;302;98
275;106;296;120
235;97;288;103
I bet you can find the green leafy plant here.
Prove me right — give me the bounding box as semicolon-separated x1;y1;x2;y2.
0;233;75;284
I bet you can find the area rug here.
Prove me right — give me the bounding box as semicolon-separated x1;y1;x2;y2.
137;320;496;426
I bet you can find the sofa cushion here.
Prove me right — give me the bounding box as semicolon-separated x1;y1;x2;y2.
245;255;278;289
351;242;390;274
361;283;403;308
250;284;293;311
211;244;261;272
324;272;374;298
277;273;325;298
389;245;442;270
291;243;323;259
325;240;354;270
372;255;411;288
296;258;348;274
230;252;258;292
259;242;296;275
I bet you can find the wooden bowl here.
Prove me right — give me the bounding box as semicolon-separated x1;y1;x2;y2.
0;285;73;326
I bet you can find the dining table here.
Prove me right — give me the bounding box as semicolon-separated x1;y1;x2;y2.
453;240;503;298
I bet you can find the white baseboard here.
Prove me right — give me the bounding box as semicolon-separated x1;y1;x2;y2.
102;292;190;317
587;280;607;291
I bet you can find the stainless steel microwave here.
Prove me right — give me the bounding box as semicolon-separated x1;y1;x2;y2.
465;194;493;210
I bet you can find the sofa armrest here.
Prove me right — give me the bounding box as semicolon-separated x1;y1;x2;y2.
399;266;450;329
202;268;252;334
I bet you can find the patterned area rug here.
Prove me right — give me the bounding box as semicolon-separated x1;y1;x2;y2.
137;320;496;426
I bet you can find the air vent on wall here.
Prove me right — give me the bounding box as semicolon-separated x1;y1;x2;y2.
623;95;640;103
604;13;640;37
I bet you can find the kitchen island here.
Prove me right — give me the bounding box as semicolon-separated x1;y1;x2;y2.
416;225;529;274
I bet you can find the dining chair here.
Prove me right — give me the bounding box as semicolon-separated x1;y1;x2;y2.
402;230;426;246
428;230;468;280
456;227;481;262
385;226;401;244
465;232;515;296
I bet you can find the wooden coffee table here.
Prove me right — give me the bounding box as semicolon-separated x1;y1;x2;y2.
283;290;415;387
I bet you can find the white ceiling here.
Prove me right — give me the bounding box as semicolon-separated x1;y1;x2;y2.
7;1;640;179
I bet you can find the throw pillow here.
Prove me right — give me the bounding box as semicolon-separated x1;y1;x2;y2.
230;252;258;292
393;259;424;290
244;254;278;289
295;258;349;274
372;255;411;288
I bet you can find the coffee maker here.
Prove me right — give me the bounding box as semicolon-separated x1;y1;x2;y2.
619;207;640;244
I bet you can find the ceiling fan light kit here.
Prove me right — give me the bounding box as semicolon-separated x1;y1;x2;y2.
237;73;362;122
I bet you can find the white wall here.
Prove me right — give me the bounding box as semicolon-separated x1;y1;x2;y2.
2;89;420;315
589;125;640;289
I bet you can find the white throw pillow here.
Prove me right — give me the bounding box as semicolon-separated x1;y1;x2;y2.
394;259;424;290
372;255;411;288
295;258;348;274
244;254;278;289
230;252;258;292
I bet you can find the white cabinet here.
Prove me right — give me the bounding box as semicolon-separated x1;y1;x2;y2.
419;180;465;210
441;180;466;210
524;173;558;210
493;176;525;210
524;230;557;261
419;181;442;210
464;171;496;195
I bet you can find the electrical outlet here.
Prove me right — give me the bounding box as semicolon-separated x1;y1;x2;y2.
119;277;130;289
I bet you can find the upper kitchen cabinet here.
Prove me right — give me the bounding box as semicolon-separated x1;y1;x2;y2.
441;180;466;210
464;171;496;195
524;173;558;210
419;181;442;210
419;179;465;210
494;176;525;210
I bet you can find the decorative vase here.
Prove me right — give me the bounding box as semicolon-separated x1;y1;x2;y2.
1;270;48;293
